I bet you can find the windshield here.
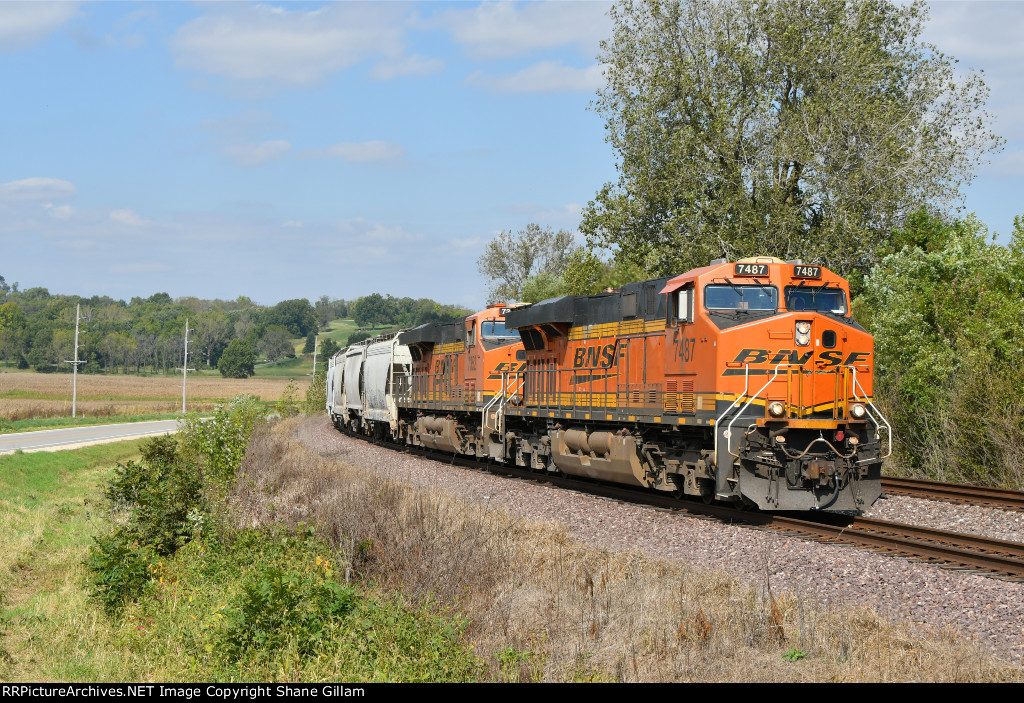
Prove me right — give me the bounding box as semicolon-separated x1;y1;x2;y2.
704;284;778;311
481;320;520;339
785;286;848;315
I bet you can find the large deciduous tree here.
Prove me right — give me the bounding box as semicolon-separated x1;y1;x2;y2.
477;223;578;303
582;0;1003;280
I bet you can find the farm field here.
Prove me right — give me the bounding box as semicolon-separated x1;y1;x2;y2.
0;371;305;422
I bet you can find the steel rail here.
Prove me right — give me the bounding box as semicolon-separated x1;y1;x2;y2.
882;477;1024;512
770;514;1024;581
335;427;1024;580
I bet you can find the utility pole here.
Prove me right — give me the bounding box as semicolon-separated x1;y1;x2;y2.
63;304;86;418
311;334;319;379
176;318;195;414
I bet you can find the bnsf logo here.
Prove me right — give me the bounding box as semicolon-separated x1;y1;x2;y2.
433;356;456;374
573;342;617;369
732;349;870;368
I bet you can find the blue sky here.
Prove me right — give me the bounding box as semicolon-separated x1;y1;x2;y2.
1;1;1022;310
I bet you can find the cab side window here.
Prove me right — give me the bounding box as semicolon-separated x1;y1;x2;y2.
673;287;693;324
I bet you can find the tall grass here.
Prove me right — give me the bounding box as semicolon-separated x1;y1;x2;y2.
227;418;1019;682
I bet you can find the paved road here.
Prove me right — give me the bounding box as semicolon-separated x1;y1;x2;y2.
0;419;181;455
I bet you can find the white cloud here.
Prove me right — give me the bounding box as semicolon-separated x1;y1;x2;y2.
44;203;75;220
172;3;405;85
282;220;303;228
0;177;77;201
506;201;584;222
450;236;482;251
306;141;405;163
223;140;291;167
109;209;152;227
0;2;79;51
433;1;612;60
365;224;421;242
466;61;603;94
371;54;444;80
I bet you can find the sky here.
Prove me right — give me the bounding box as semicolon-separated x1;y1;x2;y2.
1;1;1022;310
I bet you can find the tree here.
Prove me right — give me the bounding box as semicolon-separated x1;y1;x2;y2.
315;295;333;329
263;298;316;338
477;223;578;303
582;0;1003;281
351;294;397;328
857;212;1024;487
519;271;565;304
194;311;231;368
259;325;294;365
319;337;339;363
218;338;256;378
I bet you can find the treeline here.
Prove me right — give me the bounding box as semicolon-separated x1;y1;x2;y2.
0;283;339;375
0;281;471;378
345;294;472;345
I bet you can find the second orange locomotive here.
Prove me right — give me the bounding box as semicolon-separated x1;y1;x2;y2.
327;257;890;513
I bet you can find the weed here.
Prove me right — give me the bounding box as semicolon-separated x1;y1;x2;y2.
783;648;808;662
85;532;155;614
220;564;357;662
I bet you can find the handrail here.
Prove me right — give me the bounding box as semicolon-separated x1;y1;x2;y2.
716;363;887;461
851;368;893;458
482;370;525;438
714;364;749;462
724;363;801;457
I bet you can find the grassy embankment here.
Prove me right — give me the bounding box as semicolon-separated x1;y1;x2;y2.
0;431;480;681
0;442;152;678
220;418;1020;682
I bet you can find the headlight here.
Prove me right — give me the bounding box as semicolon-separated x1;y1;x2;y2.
768;401;786;417
795;321;811;346
850;403;867;419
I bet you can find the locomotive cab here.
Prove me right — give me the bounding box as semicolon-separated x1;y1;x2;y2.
662;257;890;511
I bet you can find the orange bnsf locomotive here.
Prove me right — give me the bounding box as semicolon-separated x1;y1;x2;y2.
326;257;891;513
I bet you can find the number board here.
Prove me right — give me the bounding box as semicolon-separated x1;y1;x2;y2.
734;263;769;276
792;265;822;279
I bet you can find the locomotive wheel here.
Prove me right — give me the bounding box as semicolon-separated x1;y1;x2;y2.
698;479;715;504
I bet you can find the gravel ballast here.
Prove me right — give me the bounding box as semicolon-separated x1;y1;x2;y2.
296;417;1024;665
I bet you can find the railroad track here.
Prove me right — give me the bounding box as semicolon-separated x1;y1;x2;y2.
771;514;1024;581
882;477;1024;512
347;431;1024;581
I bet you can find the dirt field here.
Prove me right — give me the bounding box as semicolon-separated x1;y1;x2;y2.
0;372;305;420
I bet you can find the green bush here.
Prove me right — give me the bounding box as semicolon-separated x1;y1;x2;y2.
275;380;301;418
304;366;326;416
85;532;155;615
857;212;1024;486
220;564;357;662
180;394;264;483
87;435;206;613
